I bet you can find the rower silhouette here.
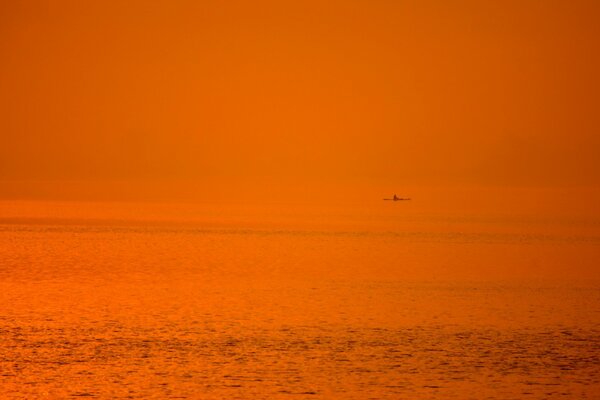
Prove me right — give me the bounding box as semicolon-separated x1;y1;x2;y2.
383;194;411;201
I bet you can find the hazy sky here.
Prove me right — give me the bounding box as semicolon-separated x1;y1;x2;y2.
1;0;599;196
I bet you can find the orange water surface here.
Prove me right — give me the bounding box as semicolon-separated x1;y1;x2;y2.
0;191;599;399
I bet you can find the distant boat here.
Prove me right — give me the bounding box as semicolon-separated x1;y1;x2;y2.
383;194;411;201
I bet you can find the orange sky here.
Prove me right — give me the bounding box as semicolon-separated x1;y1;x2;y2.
1;0;599;198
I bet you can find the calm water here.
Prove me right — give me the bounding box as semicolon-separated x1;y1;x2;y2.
0;195;599;399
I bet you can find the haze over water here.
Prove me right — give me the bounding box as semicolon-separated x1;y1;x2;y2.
2;0;600;398
1;187;599;399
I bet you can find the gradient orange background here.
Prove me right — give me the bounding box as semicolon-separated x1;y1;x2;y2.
1;0;599;198
2;3;600;398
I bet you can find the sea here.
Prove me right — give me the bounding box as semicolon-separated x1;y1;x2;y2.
0;187;599;399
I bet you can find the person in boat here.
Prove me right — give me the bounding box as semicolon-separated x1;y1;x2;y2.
393;194;399;201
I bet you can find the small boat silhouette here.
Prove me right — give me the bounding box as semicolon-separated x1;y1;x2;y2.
383;194;411;201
